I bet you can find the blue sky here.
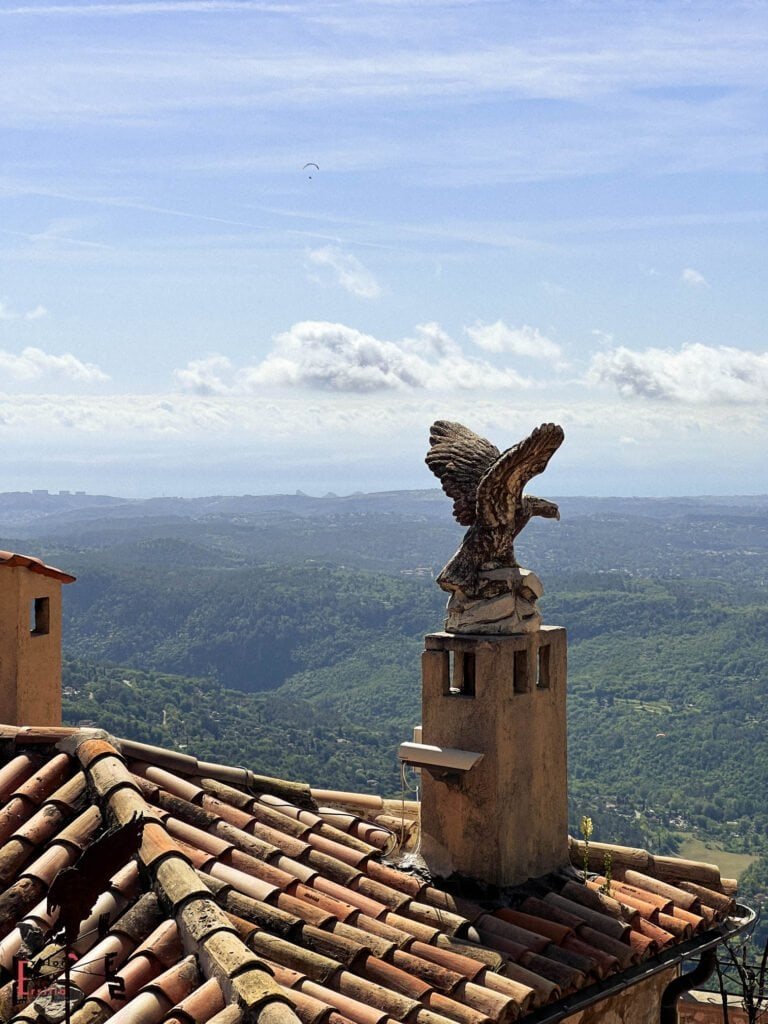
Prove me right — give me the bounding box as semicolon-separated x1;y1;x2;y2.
1;0;766;497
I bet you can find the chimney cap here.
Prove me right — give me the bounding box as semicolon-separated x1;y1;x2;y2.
0;550;76;584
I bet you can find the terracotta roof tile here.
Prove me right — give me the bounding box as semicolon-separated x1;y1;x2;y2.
88;949;162;1011
495;962;558;1007
10;751;73;805
657;912;693;939
132;919;183;967
0;796;38;846
285;975;389;1024
561;934;619;976
166;816;235;858
306;833;370;869
209;860;282;903
0;754;42;801
0;728;745;1024
558;879;637;926
676;880;735;917
365;861;424;898
345;913;409;953
19;839;76;885
280;980;339;1024
133;762;204;803
147;953;201;1004
172;976;227;1022
201;793;258;831
274;891;336;930
208;1008;244;1024
384;911;439;945
0;549;76;583
277;853;320;884
312;878;387;920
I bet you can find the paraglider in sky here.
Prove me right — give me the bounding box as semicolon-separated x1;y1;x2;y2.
303;162;319;179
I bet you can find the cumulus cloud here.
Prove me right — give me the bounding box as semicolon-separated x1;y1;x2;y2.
466;321;562;363
589;343;768;403
0;346;109;384
403;322;462;359
308;247;382;299
681;267;708;288
0;301;48;321
174;320;532;396
172;355;233;396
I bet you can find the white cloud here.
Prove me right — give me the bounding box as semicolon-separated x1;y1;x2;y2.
24;305;48;320
173;320;532;395
0;346;108;383
308;247;382;299
0;300;48;321
466;321;562;362
588;343;768;404
172;355;233;396
404;322;461;359
681;267;708;288
591;329;615;348
244;322;439;392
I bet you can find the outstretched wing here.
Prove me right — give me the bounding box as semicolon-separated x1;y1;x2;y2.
477;423;564;527
425;421;500;526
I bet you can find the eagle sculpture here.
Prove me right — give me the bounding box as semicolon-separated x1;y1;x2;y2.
426;420;564;600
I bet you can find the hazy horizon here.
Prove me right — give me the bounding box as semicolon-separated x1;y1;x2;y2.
4;482;768;503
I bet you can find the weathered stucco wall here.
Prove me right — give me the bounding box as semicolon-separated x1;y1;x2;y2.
0;564;62;725
420;626;569;886
679;989;748;1023
563;967;677;1024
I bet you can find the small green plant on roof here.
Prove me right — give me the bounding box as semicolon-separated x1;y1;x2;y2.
580;814;593;882
600;850;613;897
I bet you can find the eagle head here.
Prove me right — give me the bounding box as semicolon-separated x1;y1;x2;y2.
523;496;560;520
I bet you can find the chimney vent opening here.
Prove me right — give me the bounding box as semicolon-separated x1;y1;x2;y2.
537;645;551;689
449;650;476;697
513;648;529;693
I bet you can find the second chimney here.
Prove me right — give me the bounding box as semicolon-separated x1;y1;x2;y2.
0;551;76;727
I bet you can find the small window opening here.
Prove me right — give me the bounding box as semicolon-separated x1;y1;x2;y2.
537;645;551;689
30;597;50;636
449;650;476;696
513;649;530;694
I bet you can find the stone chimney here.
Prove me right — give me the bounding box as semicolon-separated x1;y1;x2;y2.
416;626;569;887
0;551;76;727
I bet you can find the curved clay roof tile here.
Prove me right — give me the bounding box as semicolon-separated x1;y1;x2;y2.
0;550;76;583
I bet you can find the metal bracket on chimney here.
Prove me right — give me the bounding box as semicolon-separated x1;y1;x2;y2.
397;741;484;782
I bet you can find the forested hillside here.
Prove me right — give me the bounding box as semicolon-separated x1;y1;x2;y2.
2;488;767;876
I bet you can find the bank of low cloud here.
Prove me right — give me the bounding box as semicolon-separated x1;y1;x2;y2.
589;342;768;404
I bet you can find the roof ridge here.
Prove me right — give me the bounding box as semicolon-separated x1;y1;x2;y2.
63;731;302;1024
